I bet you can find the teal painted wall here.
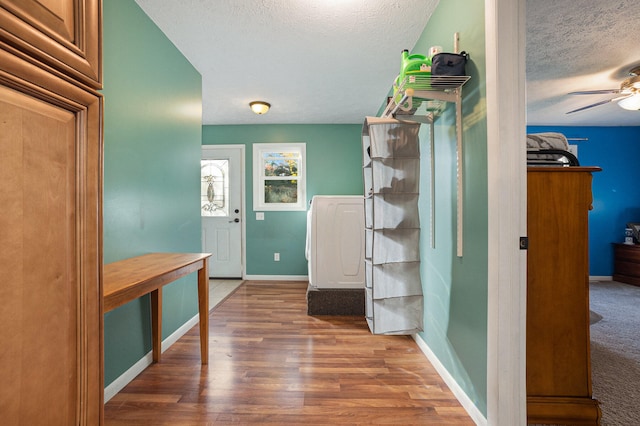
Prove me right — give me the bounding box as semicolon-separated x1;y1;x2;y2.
412;0;489;415
202;124;363;275
102;0;202;386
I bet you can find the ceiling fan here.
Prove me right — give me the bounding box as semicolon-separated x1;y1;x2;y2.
567;66;640;114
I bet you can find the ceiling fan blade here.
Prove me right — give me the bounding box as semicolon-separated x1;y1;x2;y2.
611;94;633;102
568;89;621;95
566;98;616;114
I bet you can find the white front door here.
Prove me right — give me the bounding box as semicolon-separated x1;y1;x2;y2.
201;145;244;278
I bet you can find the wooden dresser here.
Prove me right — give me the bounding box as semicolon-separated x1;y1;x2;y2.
0;1;103;424
612;243;640;286
526;167;601;425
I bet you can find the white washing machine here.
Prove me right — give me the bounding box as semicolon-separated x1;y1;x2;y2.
306;195;365;289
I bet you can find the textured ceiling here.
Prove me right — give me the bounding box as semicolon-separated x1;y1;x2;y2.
134;0;640;126
526;0;640;126
134;0;438;125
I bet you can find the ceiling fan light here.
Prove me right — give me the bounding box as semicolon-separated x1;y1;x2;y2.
249;101;270;115
618;94;640;111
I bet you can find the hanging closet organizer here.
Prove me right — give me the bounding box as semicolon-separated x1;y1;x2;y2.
362;117;423;335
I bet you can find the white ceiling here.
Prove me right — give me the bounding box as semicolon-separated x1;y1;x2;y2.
135;0;640;127
526;0;640;126
134;0;438;125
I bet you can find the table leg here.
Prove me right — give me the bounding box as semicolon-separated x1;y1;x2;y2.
151;288;162;363
197;260;209;364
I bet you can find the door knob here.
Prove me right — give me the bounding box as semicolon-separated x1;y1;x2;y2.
229;218;240;223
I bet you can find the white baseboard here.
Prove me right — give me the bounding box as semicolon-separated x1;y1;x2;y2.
104;312;200;403
412;334;487;426
244;274;308;281
590;276;612;282
103;351;153;403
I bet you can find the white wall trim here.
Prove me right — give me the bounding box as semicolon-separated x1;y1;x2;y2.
104;312;200;402
244;274;308;282
161;313;201;352
104;351;153;403
413;334;487;426
485;0;527;425
590;276;612;281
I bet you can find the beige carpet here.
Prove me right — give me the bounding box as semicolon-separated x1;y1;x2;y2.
589;281;640;425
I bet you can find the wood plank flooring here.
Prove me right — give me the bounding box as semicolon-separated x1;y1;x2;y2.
104;281;474;425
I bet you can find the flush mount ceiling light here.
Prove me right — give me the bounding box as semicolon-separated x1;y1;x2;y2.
249;101;270;115
617;74;640;110
618;93;640;111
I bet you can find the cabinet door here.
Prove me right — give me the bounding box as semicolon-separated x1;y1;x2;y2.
0;0;101;88
527;170;592;396
526;168;601;424
0;48;102;425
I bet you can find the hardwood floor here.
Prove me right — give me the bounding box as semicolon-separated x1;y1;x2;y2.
104;281;473;425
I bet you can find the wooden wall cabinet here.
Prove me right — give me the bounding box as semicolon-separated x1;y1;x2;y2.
526;167;601;425
0;1;103;424
0;0;102;89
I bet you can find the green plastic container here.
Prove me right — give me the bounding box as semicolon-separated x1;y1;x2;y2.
400;49;431;81
392;49;430;109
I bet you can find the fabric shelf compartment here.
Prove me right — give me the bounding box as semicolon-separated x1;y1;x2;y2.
369;193;420;230
369;228;420;265
362;134;372;167
365;287;373;318
365;261;421;299
371;158;420;193
365;294;424;335
364;196;373;229
365;117;421;159
363;166;373;197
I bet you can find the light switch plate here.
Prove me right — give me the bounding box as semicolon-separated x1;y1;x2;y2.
256;212;264;220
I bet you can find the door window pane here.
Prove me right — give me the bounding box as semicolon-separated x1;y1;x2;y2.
201;159;228;217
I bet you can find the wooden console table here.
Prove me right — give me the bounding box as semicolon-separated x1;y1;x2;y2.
104;253;212;364
613;243;640;286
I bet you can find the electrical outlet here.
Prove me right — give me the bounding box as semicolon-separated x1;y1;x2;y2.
274;252;280;261
256;212;264;220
